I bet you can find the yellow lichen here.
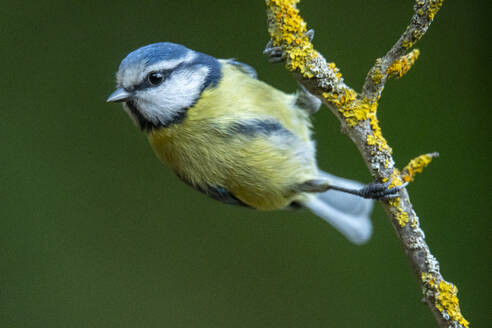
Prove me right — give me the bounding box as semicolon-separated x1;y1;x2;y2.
388;198;400;208
401;152;438;183
386;169;409;227
387;173;417;224
367;112;391;153
388;196;408;227
266;0;319;78
387;49;420;78
422;272;469;326
371;68;383;85
322;88;356;111
396;210;409;227
427;0;444;20
389;169;404;188
413;29;424;41
324;91;391;152
329;62;343;79
402;39;413;49
342;95;374;126
421;272;436;287
366;135;377;146
436;281;469;327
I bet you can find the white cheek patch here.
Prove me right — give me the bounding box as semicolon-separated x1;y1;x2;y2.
136;65;210;125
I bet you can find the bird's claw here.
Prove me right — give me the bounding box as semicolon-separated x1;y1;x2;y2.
306;29;315;42
263;40;284;63
263;29;315;63
358;181;408;200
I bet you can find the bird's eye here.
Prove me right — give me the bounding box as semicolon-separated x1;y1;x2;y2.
148;72;164;86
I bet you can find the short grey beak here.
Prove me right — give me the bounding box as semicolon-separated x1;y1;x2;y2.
107;88;132;103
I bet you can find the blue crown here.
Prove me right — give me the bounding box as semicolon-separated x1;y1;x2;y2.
119;42;190;71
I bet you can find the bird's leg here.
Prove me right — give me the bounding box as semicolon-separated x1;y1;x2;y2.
297;178;408;200
329;181;409;200
263;40;284;63
295;179;331;192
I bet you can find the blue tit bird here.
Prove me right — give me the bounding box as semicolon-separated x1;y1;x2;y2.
107;42;405;244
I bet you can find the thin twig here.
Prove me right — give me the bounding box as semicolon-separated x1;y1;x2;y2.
265;0;468;327
401;152;440;183
362;0;444;100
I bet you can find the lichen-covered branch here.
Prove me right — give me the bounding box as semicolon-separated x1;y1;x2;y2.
265;1;469;327
362;0;443;100
386;49;420;79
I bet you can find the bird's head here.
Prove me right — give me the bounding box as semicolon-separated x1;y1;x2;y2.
107;42;221;131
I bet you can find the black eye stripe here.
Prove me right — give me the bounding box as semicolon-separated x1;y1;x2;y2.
131;69;172;91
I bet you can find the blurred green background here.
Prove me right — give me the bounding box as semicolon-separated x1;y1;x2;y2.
1;0;490;327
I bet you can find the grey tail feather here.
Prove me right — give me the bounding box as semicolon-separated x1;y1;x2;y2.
300;171;374;244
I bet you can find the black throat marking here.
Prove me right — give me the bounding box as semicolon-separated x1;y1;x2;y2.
126;100;187;132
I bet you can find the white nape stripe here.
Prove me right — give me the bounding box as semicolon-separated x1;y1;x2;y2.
142;51;197;79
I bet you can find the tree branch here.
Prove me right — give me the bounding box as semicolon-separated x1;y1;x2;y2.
265;1;469;327
362;0;444;100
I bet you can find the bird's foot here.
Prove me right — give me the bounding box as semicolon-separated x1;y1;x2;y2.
357;181;408;200
305;29;315;42
263;29;315;63
263;40;284;63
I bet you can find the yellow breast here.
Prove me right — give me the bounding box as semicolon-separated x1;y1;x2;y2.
147;62;317;210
